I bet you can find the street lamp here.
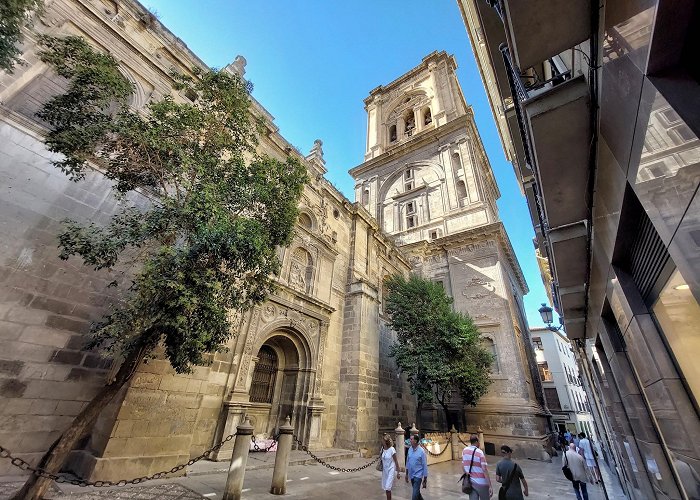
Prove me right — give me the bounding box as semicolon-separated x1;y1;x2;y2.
538;303;563;332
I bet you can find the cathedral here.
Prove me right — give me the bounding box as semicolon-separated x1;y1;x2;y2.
0;0;547;481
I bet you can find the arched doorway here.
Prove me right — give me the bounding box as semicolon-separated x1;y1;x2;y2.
247;331;313;441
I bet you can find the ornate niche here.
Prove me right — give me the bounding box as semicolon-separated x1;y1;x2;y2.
289;247;314;294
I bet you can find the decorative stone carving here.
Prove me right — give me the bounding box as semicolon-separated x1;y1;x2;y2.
261;304;276;322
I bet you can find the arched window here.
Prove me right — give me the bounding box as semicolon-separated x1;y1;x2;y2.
482;337;499;373
452;152;462;172
298;212;313;230
362;188;370;206
423;107;432;125
456;180;468;206
389;124;397;143
250;345;278;403
404;110;415;136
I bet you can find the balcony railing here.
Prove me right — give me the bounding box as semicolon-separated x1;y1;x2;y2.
499;43;534;169
485;0;505;22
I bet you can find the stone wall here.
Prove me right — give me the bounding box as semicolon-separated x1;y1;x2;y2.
0;118;141;474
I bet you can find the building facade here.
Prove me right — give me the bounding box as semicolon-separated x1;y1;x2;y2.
531;327;594;438
458;0;700;498
350;51;549;457
0;0;417;480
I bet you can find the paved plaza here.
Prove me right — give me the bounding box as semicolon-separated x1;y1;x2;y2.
1;451;627;499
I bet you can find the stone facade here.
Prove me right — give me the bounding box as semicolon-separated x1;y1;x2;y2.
350;52;549;457
0;0;416;480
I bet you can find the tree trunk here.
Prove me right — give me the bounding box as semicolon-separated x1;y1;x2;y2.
437;398;453;431
11;344;148;500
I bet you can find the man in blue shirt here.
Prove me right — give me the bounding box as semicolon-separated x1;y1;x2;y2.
405;434;428;500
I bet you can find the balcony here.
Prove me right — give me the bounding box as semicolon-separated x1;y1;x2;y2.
500;46;592;339
489;0;591;71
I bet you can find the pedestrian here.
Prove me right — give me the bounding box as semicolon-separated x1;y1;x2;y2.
462;434;493;499
380;434;400;500
496;445;529;499
564;443;589;500
564;430;572;444
405;434;428;500
577;433;600;483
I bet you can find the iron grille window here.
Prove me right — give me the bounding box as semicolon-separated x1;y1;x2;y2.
629;214;670;301
544;388;561;410
250;346;277;404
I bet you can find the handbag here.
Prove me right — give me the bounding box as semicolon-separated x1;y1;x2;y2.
562;451;574;482
458;448;476;494
498;462;518;500
376;449;384;471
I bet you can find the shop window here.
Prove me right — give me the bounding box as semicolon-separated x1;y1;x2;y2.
651;269;700;404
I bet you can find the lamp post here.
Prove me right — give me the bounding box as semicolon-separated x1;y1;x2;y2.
538;303;563;332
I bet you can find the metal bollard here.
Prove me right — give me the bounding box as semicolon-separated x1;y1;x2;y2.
270;416;294;495
450;424;461;460
222;416;254;500
395;422;405;472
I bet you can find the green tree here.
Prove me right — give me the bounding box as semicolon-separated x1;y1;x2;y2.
13;35;307;500
0;0;42;72
384;274;493;430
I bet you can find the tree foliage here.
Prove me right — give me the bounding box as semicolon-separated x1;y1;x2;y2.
384;274;493;425
38;34;308;371
14;33;308;500
0;0;42;72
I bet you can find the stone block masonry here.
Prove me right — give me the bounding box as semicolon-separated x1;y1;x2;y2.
0;121;139;475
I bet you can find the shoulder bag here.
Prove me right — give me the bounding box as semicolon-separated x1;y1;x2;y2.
376;449;383;471
458;448;476;494
498;462;519;500
562;451;574;482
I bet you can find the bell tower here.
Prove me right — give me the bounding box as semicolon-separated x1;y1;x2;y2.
351;51;549;458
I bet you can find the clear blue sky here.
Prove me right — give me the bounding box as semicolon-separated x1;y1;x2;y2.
143;0;553;328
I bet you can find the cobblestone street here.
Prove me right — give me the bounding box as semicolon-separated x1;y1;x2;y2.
1;453;627;499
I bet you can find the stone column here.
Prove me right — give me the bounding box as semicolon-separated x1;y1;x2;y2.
451;425;461;461
410;423;420;441
395;422;406;472
477;426;484;451
270;417;295;495
222;416;254;500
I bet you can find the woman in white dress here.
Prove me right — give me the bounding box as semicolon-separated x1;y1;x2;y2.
380;434;400;499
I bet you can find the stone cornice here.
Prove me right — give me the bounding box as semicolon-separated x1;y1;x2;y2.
271;284;336;316
349;115;468;178
401;221;528;295
364;51;457;106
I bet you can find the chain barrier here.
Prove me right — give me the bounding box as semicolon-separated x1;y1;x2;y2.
458;435;471;447
0;432;236;488
422;441;450;457
292;434;379;473
251;433;280;452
